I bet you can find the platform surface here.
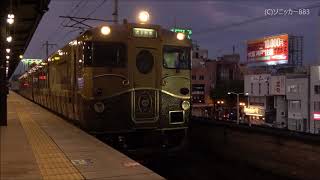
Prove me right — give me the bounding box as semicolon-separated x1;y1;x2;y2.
1;91;164;180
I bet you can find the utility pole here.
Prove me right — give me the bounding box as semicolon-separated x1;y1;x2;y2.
112;0;118;24
43;41;56;59
43;41;57;90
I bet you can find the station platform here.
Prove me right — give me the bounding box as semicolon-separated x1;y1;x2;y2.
0;91;164;180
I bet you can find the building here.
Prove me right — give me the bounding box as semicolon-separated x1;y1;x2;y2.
286;74;309;132
191;46;215;117
191;47;244;118
243;66;320;134
244;74;272;125
310;66;320;134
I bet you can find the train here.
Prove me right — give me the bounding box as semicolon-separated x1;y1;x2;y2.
18;11;192;149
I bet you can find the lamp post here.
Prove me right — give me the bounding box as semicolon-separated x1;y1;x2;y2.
244;92;251;126
228;92;245;124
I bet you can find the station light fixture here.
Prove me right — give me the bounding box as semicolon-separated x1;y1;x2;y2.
138;10;150;24
6;48;11;53
7;18;14;24
7;14;14;25
6;36;12;43
8;14;14;19
6;55;10;60
100;26;111;35
19;55;24;59
177;32;185;41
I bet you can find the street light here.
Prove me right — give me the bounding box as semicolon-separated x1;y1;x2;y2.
245;92;251;127
227;92;245;124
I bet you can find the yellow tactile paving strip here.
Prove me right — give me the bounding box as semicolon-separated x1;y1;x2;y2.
17;109;84;180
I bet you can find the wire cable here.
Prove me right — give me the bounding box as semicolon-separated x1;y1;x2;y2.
194;2;320;35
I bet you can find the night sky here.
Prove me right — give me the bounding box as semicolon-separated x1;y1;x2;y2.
18;0;320;74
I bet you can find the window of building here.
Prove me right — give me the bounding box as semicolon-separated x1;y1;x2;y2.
289;100;301;111
199;75;204;80
195;52;199;58
192;84;205;95
315;85;320;94
258;83;261;95
192;75;196;80
287;85;298;93
251;83;253;94
314;101;320;111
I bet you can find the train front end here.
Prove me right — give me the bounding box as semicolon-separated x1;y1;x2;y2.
80;12;191;148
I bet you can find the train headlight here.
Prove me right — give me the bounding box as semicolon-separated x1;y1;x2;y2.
101;26;111;35
181;101;190;110
177;33;185;41
138;11;150;23
94;102;105;113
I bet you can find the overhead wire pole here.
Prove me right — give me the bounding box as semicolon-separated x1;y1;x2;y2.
43;41;57;90
113;0;118;24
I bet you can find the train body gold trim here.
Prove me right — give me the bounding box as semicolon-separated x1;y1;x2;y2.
80;88;190;101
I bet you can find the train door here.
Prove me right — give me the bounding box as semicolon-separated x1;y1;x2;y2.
131;47;160;126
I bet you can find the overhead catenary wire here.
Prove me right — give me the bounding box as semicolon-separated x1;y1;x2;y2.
48;0;88;42
194;2;320;35
60;0;109;42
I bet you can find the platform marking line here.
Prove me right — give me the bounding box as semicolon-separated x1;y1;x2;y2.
17;109;85;180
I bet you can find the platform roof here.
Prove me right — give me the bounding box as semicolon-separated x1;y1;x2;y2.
0;0;51;77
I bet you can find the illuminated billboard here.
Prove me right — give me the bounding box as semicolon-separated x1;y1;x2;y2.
247;34;289;66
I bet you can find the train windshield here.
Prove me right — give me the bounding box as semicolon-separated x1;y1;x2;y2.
84;42;126;67
163;46;191;69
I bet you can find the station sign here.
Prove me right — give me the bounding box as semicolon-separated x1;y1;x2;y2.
21;59;43;65
247;34;289;66
171;28;192;39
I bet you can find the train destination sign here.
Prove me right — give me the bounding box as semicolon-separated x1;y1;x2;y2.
247;34;289;66
133;28;157;38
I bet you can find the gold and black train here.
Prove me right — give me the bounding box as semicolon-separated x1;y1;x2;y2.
18;12;192;148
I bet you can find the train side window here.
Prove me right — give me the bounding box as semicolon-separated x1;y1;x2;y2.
90;42;126;67
163;46;191;69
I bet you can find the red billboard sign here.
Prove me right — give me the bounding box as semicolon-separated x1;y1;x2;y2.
247;34;289;66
